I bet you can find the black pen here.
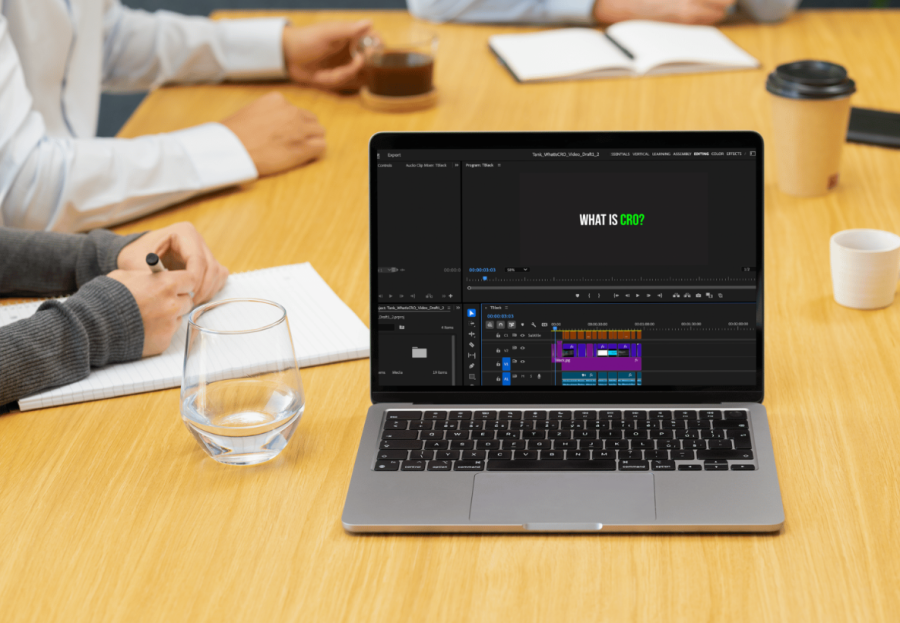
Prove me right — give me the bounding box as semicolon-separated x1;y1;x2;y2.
146;253;167;273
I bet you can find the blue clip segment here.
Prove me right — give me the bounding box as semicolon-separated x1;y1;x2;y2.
502;357;511;371
502;373;511;386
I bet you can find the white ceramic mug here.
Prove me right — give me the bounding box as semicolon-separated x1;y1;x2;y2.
830;229;900;309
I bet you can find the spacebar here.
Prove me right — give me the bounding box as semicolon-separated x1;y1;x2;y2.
487;460;617;471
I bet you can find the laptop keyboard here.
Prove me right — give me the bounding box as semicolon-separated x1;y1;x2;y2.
375;409;755;472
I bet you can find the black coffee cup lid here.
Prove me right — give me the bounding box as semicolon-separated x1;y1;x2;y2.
766;60;856;100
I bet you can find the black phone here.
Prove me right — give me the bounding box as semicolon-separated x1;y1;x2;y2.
847;107;900;149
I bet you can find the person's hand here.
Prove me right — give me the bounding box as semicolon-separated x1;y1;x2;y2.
117;222;229;305
593;0;735;24
221;92;326;177
282;20;373;91
108;270;196;357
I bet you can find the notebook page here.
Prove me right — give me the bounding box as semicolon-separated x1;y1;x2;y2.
2;263;369;411
489;28;633;82
607;21;759;76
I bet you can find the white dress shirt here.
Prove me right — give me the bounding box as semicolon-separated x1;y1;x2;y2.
0;0;286;232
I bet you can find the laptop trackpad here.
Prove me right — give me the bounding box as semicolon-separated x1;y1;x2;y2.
470;472;656;528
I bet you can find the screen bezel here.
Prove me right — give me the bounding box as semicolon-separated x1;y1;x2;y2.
369;132;764;405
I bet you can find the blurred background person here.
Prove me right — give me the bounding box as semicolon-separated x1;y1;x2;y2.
0;0;371;232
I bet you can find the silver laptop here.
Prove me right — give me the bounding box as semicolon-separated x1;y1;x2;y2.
342;132;784;533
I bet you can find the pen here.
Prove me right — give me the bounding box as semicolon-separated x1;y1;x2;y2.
146;253;167;273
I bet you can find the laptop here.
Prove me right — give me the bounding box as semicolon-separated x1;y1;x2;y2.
342;132;784;533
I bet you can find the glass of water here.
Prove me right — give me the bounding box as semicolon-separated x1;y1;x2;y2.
180;299;304;466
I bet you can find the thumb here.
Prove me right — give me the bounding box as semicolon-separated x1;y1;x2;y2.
319;19;372;42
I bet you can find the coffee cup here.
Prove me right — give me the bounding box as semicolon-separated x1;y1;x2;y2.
766;61;856;197
830;229;900;310
357;29;439;112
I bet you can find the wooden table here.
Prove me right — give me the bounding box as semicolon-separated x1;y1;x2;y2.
2;9;899;623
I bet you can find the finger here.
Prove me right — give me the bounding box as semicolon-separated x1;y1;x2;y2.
317;19;373;44
177;292;195;317
293;136;327;165
194;246;220;304
163;269;199;296
309;54;365;89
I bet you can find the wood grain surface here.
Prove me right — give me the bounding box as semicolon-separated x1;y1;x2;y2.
1;10;899;623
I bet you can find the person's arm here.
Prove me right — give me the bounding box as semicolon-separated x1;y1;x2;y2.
0;223;228;406
737;0;800;23
407;0;597;24
101;0;286;92
0;228;142;296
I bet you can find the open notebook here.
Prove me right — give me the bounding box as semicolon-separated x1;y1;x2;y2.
0;263;369;411
489;20;759;82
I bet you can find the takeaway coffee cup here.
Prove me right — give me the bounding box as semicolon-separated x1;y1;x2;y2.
766;61;856;197
830;229;900;310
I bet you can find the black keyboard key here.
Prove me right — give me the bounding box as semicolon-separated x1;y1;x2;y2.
524;410;547;419
503;440;527;450
409;450;434;460
449;440;475;450
377;450;407;460
713;421;749;430
488;451;512;460
549;410;572;420
730;431;754;449
599;410;622;418
645;450;669;460
608;440;629;449
658;440;679;450
374;460;400;471
697;449;754;460
382;430;418;440
731;464;756;470
427;461;452;471
650;430;674;439
581;440;604;449
549;430;572;440
487;460;616;471
380;440;422;450
463;450;486;460
436;450;459;460
619;460;649;471
542;450;564;460
556;440;578;449
685;440;705;450
449;411;473;420
384;421;407;430
408;421;432;430
675;410;697;419
447;430;471;440
724;410;748;420
386;411;422;420
420;431;444;441
708;439;733;449
401;460;426;471
569;450;590;460
672;450;695;460
618;450;642;460
705;464;729;471
424;411;447;420
651;460;676;471
423;440;449;450
678;464;702;471
462;421;483;430
649;410;671;418
454;460;485;471
438;421;458;430
472;430;495;440
575;430;597;440
600;430;623;439
477;440;501;450
593;450;615;460
514;450;538;460
575;410;597;419
499;410;521;420
474;410;497;420
498;430;521;439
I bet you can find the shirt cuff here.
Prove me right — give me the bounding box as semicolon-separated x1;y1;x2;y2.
546;0;598;23
217;17;288;81
169;122;259;190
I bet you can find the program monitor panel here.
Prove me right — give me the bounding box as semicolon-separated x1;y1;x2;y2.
372;137;762;395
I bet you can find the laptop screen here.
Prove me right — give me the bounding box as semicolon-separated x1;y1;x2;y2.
370;133;763;403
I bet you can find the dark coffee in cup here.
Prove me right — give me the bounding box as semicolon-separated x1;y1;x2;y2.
766;61;856;197
366;52;434;97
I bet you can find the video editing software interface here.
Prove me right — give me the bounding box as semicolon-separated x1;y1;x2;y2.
374;144;760;392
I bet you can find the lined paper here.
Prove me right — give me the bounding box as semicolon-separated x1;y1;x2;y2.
0;263;369;411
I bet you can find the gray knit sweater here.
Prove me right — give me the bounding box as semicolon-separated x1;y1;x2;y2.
1;228;146;408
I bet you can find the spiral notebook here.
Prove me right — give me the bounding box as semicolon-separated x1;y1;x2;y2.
0;263;369;411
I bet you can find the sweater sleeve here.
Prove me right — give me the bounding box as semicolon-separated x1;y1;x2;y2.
0;276;144;407
0;227;144;296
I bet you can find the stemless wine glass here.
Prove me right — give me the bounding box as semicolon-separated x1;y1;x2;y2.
180;299;304;466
